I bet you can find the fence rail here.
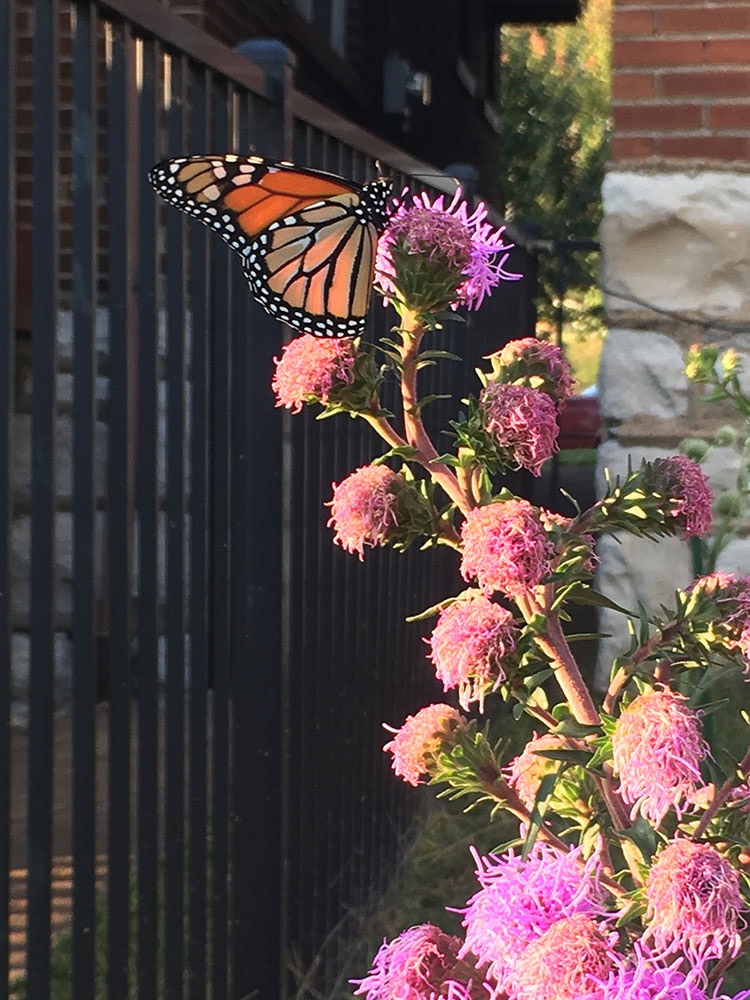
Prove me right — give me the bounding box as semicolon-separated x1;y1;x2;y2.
0;1;538;997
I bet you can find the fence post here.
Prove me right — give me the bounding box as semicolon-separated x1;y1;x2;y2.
229;41;295;1000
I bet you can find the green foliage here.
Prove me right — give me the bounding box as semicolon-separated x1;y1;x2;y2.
498;0;611;337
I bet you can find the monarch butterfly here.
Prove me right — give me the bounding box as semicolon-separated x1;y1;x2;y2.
148;154;393;337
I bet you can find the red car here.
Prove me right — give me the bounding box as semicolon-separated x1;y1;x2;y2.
558;386;601;450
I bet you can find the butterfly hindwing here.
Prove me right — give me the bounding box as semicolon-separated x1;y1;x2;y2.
148;154;392;337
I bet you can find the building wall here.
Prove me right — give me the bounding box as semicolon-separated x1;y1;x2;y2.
597;0;750;679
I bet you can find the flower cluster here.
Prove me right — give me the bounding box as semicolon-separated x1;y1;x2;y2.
512;915;617;1000
383;704;466;787
460;500;554;598
351;924;465;1000
375;189;519;315
272;334;357;412
485;337;576;409
266;172;750;997
479;382;559;476
505;732;569;810
644;839;745;964
459;844;605;994
327;464;433;559
580;945;750;1000
611;687;709;827
427;594;518;711
648;455;714;538
687;572;750;675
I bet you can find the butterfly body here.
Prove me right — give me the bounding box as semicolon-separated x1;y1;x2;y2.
148;154;392;337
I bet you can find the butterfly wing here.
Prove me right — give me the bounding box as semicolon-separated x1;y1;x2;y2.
243;195;379;337
148;154;387;336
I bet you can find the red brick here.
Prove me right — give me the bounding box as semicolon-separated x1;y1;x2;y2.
660;70;750;98
660;7;750;34
707;103;750;130
613;72;656;100
615;39;705;69
613;9;655;36
656;134;750;159
610;135;656;160
614;103;703;131
704;39;750;65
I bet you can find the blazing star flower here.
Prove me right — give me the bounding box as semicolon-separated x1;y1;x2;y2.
460;500;554;599
688;572;750;675
272;334;357;413
458;843;605;993
611;688;709;828
506;733;569;811
512;915;618;1000
352;924;464;1000
578;943;750;1000
375;188;520;315
648;456;713;538
383;704;466;787
486;337;576;409
479;382;559;476
327;464;430;560
644;839;745;964
427;594;518;711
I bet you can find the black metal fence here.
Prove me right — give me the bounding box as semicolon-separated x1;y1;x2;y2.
0;1;537;998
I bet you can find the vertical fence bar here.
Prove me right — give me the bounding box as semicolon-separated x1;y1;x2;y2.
105;19;135;1000
26;0;59;993
186;58;210;1000
136;34;160;1000
164;49;187;1000
208;74;231;1000
0;0;15;989
71;3;98;996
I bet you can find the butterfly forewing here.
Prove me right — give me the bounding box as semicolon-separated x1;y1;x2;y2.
148;153;392;337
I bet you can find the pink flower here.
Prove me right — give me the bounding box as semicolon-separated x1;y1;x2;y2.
460;500;554;599
479;383;559;476
352;924;464;1000
327;465;403;560
611;688;709;827
578;943;750;1000
458;844;605;993
650;456;713;537
644;839;745;964
383;704;466;787
506;733;569;811
427;594;518;711
512;915;618;1000
271;334;357;412
689;572;750;675
487;337;576;409
375;188;520;313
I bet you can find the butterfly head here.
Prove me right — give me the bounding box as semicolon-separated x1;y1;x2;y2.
361;177;394;234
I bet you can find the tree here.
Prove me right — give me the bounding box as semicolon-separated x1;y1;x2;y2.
498;0;612;342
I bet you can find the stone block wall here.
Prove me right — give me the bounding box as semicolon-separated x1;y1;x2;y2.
596;0;750;682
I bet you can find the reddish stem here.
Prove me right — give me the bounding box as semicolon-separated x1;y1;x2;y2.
398;314;472;513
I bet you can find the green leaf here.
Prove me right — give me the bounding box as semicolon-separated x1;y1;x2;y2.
534;748;592;765
521;770;561;860
617;817;657;863
567;589;635;616
615;897;647;927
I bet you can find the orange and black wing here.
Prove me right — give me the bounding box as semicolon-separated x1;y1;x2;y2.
148;154;391;337
243;194;380;337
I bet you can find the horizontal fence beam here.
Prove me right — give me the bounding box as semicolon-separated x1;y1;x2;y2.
97;0;269;99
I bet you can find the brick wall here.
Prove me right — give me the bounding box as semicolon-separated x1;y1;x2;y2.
612;0;750;161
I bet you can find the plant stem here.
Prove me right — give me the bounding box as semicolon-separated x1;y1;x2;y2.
693;746;750;840
361;411;409;451
517;596;643;883
480;778;625;898
398;313;471;513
